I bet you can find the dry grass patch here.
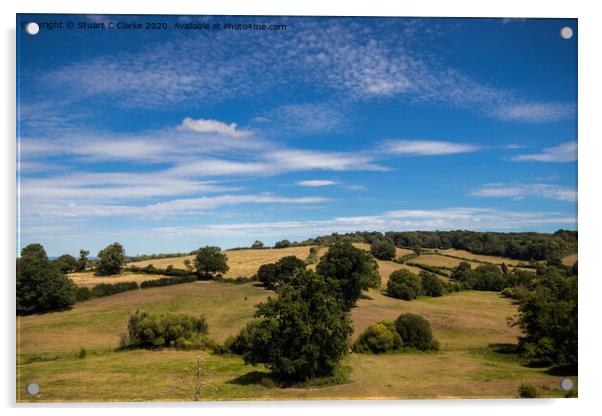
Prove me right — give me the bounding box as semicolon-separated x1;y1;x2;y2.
437;249;520;266
412;254;480;269
128;246;314;278
68;272;169;288
562;253;578;267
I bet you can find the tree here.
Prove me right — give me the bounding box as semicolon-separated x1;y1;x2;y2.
316;241;380;310
251;240;264;249
420;271;443;297
394;313;438;350
194;246;229;278
257;256;307;289
387;269;422;300
274;239;291;249
244;270;353;381
370;239;396;260
514;266;577;366
95;242;126;276
17;243;77;315
353;320;402;353
77;249;90;272
183;259;194;274
54;254;78;274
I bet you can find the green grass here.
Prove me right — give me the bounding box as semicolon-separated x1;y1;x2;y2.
17;278;576;401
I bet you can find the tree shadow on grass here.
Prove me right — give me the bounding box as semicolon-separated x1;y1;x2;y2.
545;363;578;376
227;371;274;386
488;343;520;354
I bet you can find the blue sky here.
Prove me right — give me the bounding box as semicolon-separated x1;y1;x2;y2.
17;15;577;257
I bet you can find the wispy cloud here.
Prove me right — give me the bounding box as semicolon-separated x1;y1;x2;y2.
492;102;575;123
297;180;338;187
26;194;331;219
178;117;252;138
511;141;577;162
260;103;347;135
152;207;576;238
381;139;479;156
32;17;572;123
470;183;577;202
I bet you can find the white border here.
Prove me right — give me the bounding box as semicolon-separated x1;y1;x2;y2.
2;1;601;415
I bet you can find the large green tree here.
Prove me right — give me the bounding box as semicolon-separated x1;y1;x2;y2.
17;243;77;315
316;241;380;310
387;269;422;300
244;270;353;381
194;246;229;278
514;266;577;366
95;242;126;276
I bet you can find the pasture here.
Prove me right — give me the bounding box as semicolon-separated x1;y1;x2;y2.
68;272;171;288
17;243;574;401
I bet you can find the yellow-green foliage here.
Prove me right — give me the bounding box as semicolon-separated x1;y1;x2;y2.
353;320;402;353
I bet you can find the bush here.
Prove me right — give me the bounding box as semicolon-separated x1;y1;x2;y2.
370;240;396;260
90;281;138;297
353;321;402;353
420;271;444;297
224;320;262;355
387;269;422;300
124;310;208;348
54;254;78;274
75;286;92;302
394;313;438;351
274;239;292;249
518;383;538;398
140;274;197;289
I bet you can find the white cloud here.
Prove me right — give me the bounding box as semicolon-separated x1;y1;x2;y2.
262;103;346;135
381;140;479;156
178;117;251;138
151;207;576;238
470;183;577;202
297;180;338;187
24;194;331;219
492;102;575;123
266;149;389;172
511;141;577;162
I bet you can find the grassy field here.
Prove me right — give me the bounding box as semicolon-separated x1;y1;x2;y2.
411;254;481;269
436;249;521;266
17;276;574;401
128;246;313;278
68;272;170;288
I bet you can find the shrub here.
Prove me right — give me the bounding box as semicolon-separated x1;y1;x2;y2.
387;269;422;300
224;320;262;355
274;239;292;248
75;286;92;302
316;241;380;310
394;313;438;351
353;320;402;353
90;281;138;297
140;274;197;289
17;243;77;315
124;310;208;348
95;242;126;276
370;240;396;260
518;383;538;398
420;271;443;297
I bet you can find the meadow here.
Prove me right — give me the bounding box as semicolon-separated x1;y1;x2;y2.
17;245;574;401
